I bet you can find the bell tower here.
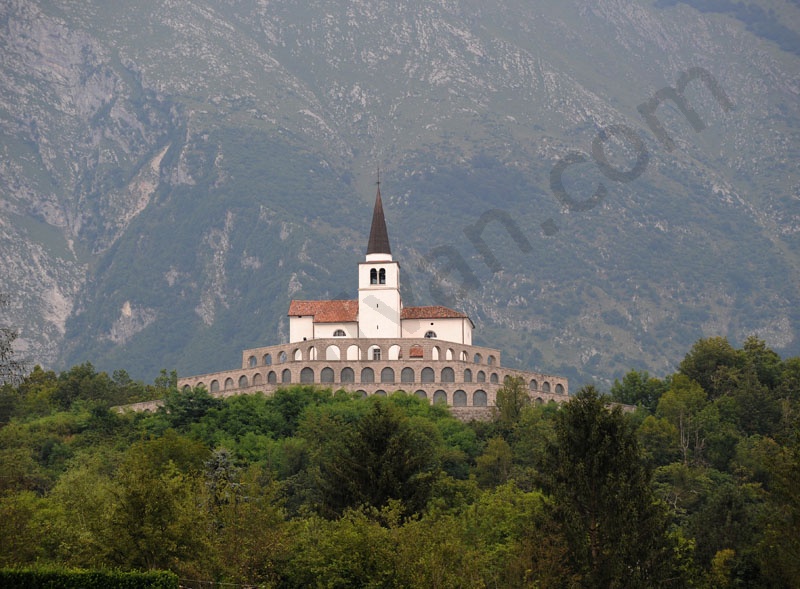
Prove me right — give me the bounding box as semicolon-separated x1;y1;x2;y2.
358;178;401;338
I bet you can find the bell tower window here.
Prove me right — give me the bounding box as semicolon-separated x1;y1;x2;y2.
425;331;437;339
379;268;386;284
370;269;378;284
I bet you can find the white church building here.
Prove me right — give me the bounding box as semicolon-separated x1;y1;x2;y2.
176;184;569;418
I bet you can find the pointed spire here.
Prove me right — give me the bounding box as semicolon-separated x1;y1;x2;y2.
366;171;392;256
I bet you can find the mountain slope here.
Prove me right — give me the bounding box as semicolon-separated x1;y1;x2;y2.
1;0;798;386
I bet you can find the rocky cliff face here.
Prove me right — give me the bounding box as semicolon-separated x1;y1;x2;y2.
1;0;798;385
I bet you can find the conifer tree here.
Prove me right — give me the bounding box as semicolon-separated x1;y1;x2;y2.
541;386;687;587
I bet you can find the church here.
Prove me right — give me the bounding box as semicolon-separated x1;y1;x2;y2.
177;183;569;418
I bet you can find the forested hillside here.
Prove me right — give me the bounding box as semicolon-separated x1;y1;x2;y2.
1;336;798;587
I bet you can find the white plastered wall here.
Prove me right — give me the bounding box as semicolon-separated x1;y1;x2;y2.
315;322;358;339
401;317;472;344
289;316;314;343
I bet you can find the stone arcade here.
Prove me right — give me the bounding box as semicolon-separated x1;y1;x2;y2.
174;183;569;419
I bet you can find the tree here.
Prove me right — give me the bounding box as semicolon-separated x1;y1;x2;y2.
159;385;223;430
778;357;800;404
105;433;211;571
678;336;741;398
52;363;115;409
741;336;782;390
204;461;289;586
495;375;530;428
721;365;781;436
610;370;668;414
541;386;686;587
475;436;513;488
0;491;47;566
313;397;440;519
657;374;710;465
755;434;800;588
0;294;26;386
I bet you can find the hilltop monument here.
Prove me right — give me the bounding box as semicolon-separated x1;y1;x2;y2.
177;181;569;418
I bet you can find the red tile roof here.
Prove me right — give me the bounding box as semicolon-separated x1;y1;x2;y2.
288;300;358;323
288;302;469;324
401;305;468;320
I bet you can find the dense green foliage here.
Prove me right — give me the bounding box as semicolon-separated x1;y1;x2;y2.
0;568;177;589
1;336;798;587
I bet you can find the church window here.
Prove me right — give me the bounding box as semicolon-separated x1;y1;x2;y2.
239;375;248;388
415;390;428;400
252;373;263;386
433;390;448;405
425;331;437;338
473;353;482;364
401;367;415;383
381;367;395;383
441;367;455;382
477;371;486;383
453;390;467;406
464;369;473;383
370;269;378;284
375;389;387;397
268;371;277;384
333;329;346;337
300;367;314;383
490;373;499;384
210;380;219;393
263;353;272;366
278;351;287;363
225;377;234;390
541;381;551;393
379;268;386;284
473;390;488;406
281;369;291;383
555;383;564;394
421;367;435;383
529;379;538;391
321;368;334;383
248;356;257;368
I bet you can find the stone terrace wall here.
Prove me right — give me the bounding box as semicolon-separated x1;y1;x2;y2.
176;338;569;409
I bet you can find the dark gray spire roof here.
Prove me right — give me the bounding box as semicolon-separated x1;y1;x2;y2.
366;184;392;255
